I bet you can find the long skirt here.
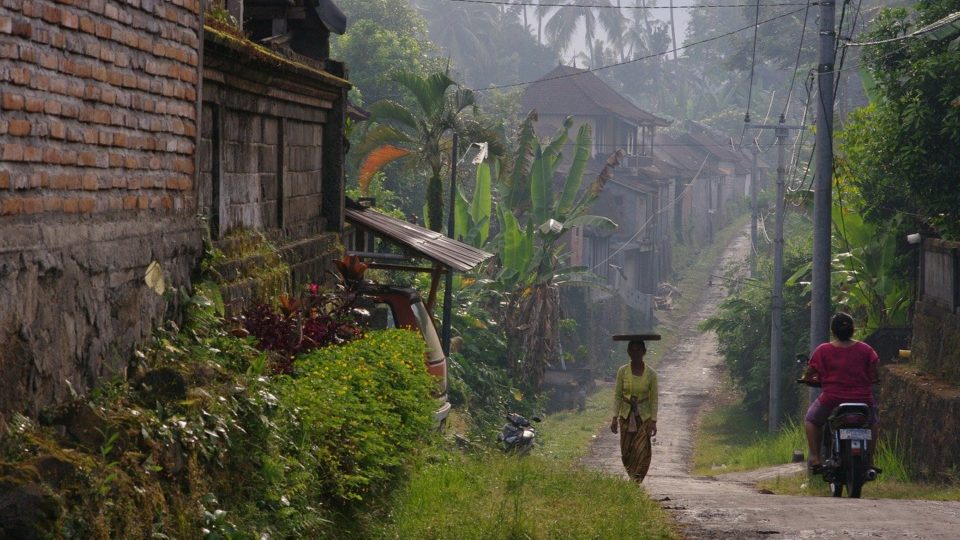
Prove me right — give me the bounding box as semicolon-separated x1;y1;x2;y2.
619;417;654;483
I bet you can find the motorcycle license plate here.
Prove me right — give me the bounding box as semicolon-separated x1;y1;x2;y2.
839;428;871;440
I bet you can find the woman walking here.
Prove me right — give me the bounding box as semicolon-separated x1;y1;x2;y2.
610;337;659;482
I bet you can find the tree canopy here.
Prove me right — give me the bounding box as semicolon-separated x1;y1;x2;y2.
839;1;960;239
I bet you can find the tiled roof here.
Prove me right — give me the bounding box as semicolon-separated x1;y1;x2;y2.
521;65;671;127
655;133;709;175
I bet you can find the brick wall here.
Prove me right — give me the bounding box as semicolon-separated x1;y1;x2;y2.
200;27;348;299
0;0;203;415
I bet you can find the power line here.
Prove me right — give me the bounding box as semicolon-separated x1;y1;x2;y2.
472;6;810;92
743;0;762;125
447;0;810;8
780;0;811;119
840;10;960;47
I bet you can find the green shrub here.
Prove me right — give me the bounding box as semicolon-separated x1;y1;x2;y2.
278;329;438;502
0;284;438;538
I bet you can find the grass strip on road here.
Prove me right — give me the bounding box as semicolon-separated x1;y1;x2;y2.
373;451;678;540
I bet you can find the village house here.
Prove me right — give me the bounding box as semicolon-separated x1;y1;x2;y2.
521;64;672;332
0;0;351;416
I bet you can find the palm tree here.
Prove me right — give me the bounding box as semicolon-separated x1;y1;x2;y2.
355;70;475;232
543;0;626;58
577;38;618;69
418;0;499;72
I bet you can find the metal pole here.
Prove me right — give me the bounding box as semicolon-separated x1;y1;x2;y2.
750;144;759;276
769;117;787;433
442;133;458;356
811;0;836;360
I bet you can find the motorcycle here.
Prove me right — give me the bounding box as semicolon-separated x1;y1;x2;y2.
496;412;541;455
820;402;878;497
797;368;879;498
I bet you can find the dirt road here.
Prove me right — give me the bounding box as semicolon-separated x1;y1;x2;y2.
581;228;960;539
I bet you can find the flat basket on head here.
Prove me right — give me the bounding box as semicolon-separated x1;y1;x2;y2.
612;334;661;341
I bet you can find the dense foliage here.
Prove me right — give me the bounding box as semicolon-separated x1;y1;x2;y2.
0;287;436;538
839;0;960;239
277;329;436;503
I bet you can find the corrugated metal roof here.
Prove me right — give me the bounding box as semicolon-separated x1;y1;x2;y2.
345;207;493;272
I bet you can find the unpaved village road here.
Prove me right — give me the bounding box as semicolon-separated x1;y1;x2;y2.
580;228;960;539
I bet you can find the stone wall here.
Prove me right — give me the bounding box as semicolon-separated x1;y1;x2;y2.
913;238;960;385
199;27;349;307
912;301;960;385
879;363;960;480
0;0;204;415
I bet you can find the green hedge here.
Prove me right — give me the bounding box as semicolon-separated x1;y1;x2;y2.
278;329;437;502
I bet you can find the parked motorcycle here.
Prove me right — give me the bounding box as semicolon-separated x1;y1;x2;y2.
797;371;878;498
496;412;541;455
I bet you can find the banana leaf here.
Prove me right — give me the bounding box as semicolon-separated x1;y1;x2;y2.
557;124;592;218
470;161;492;245
505;111;539;209
454;190;471;241
530;145;552;230
564;214;617;230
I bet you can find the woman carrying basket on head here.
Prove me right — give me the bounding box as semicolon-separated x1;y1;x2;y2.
610;337;659;483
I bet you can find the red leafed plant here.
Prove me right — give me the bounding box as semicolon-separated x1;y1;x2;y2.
240;285;364;374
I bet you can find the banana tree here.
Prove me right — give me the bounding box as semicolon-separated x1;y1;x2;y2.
494;118;618;388
831;209;910;333
786;203;910;334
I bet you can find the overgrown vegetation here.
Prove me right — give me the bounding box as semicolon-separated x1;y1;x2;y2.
0;284;437;538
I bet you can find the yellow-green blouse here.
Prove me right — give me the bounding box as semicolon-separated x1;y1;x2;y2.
613;364;658;422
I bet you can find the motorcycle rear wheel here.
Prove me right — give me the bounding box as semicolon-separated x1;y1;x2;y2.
847;454;865;498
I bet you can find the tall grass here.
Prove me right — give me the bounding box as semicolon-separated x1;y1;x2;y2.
371;451;678;540
698;394;960;500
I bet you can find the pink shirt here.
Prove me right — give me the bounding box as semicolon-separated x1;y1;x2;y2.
809;341;879;403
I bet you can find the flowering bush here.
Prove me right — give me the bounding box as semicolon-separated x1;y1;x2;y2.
240;286;364;373
276;329;437;502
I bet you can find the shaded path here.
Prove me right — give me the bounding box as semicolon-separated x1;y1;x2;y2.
581;227;960;539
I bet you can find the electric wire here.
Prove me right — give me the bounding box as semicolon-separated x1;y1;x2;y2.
471;6;810;91
780;0;811;120
840;10;960;47
744;0;763;126
588;156;710;272
447;0;810;8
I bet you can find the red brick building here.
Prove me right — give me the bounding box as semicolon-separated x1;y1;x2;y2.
0;1;349;415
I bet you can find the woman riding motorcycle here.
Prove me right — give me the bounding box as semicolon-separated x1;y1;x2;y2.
800;312;880;473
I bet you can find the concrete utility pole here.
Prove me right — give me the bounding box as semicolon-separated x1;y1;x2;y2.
811;0;836;363
770;118;788;433
750;147;759;276
747;117;805;432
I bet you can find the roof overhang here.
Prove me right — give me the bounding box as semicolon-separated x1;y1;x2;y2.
345;207;493;272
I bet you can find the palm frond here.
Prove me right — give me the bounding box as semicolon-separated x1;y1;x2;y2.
358;145;411;194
